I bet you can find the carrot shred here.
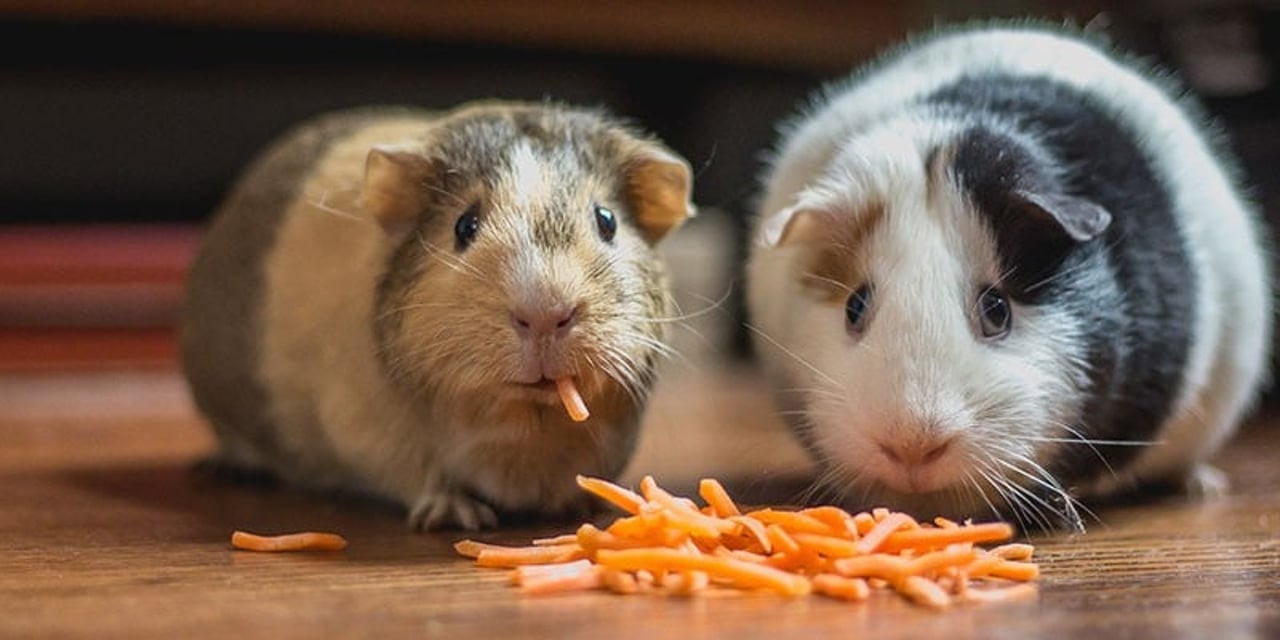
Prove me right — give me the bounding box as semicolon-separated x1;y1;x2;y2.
900;575;952;609
230;530;347;552
698;478;741;517
812;574;871;601
575;475;643;514
748;509;838;536
454;475;1038;609
877;522;1014;553
475;543;583;567
596;548;811;596
555;377;590;422
854;512;915;554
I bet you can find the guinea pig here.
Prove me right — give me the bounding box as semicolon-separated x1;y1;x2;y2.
181;102;694;530
746;23;1272;531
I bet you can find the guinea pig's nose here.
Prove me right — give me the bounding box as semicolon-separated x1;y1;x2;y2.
510;304;578;339
878;438;952;468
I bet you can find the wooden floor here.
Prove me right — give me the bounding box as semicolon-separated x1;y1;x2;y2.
2;365;1279;639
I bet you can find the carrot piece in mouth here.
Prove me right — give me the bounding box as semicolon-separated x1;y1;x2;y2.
556;377;590;422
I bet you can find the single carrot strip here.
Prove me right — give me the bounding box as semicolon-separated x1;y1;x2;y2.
454;539;510;559
746;509;838;536
511;559;593;585
600;568;641;594
532;534;579;546
715;548;771;565
959;583;1039;604
852;512;877;535
790;532;862;558
898;575;951;609
962;554;1004;578
907;547;978;576
230;530;347;552
765;524;801;557
556;377;590;422
595;548;812;596
831;554;912;580
801;506;860;539
877;522;1014;553
575;475;644;515
985;560;1040;581
853;512;915;554
577;523;673;553
812;574;871;601
520;564;602;595
989;543;1036;561
698;478;741;517
728;516;772;554
476;543;584;567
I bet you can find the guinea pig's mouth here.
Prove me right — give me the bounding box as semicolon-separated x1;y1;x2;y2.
504;377;568;405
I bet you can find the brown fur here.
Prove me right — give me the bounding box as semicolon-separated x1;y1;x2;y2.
181;101;693;530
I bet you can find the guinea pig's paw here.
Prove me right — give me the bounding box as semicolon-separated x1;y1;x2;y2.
1184;464;1230;499
408;489;499;531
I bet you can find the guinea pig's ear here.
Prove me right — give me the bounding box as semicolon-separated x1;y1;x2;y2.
364;143;436;239
621;144;695;245
1015;190;1112;242
758;206;833;247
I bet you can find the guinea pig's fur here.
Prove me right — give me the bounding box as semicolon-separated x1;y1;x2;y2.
181;102;693;530
747;23;1272;531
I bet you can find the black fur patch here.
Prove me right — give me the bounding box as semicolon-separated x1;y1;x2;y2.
927;74;1198;488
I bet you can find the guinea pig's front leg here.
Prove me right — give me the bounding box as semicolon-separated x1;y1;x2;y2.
1183;463;1229;498
407;467;498;531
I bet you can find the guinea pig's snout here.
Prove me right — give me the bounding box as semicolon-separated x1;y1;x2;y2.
509;303;579;340
875;436;957;493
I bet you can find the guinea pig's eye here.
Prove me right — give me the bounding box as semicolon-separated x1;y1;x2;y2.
977;286;1012;339
594;204;617;243
454;205;481;250
845;284;872;335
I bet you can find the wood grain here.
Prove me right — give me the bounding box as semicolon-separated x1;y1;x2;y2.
1;367;1278;639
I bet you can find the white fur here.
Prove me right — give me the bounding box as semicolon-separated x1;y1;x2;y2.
749;25;1271;518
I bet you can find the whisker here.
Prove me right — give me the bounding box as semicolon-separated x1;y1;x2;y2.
743;322;841;389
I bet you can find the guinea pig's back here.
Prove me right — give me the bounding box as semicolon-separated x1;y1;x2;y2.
179;108;413;468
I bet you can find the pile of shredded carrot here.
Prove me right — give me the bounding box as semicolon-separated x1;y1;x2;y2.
455;475;1039;609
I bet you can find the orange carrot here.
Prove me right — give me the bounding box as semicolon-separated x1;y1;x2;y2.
475;543;584;567
596;548;812;596
802;506;860;539
853;512;915;554
812;574;871;601
575;475;644;514
454;474;1038;609
985;560;1040;582
230;530;347;552
556;377;589;422
514;560;601;595
899;575;951;609
790;532;862;559
765;524;802;557
698;478;741;517
877;522;1014;553
747;509;838;536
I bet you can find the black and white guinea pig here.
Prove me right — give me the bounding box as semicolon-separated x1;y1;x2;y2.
746;22;1273;531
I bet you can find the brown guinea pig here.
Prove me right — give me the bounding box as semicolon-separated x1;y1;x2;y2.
180;102;694;530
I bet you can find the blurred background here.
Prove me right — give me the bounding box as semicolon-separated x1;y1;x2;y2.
0;0;1276;399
